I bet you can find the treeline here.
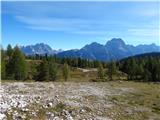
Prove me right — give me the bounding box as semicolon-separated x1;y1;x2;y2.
1;44;160;82
1;45;117;81
119;54;160;82
27;54;107;68
1;45;70;81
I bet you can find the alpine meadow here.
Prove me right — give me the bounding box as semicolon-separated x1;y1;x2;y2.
1;1;160;120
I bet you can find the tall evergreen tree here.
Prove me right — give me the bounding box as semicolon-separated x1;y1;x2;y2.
97;62;104;79
143;69;151;81
138;64;144;79
27;61;38;80
37;60;49;81
63;63;70;81
156;61;160;81
48;60;57;81
108;61;116;80
1;48;6;79
6;44;13;59
127;59;137;80
10;46;27;80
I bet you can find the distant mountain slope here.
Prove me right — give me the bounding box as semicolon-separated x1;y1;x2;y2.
57;38;160;61
20;38;160;61
58;42;110;61
20;43;63;55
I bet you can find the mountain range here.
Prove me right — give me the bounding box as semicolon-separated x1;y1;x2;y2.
20;38;160;61
20;43;63;55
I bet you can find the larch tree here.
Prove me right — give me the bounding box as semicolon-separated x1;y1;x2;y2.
37;59;49;81
48;60;58;81
97;62;104;79
108;61;116;80
1;48;6;79
63;63;70;81
6;44;13;60
10;46;27;80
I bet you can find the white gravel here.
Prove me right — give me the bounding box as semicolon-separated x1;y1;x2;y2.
0;82;135;120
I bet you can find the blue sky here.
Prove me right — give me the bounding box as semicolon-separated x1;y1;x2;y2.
1;1;159;50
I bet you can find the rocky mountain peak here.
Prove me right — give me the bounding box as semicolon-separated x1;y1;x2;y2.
106;38;126;47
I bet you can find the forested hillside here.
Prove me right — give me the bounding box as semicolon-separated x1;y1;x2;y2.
119;53;160;81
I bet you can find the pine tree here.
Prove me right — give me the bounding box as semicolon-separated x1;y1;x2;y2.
27;61;38;80
108;61;116;80
6;44;13;59
1;48;6;79
133;60;140;80
10;46;27;80
154;60;160;81
143;69;151;81
138;64;144;79
6;45;14;79
63;63;70;81
127;59;137;80
97;62;104;79
48;60;57;81
37;59;49;81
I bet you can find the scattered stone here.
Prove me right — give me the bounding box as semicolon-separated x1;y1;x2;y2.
31;112;36;116
46;112;55;119
80;109;85;114
48;102;53;107
21;115;26;119
21;108;29;112
125;108;133;115
3;82;157;120
52;116;60;120
12;111;25;120
0;113;7;120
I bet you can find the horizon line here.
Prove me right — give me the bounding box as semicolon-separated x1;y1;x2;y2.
2;38;159;51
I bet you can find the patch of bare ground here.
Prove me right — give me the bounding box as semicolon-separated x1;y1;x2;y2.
0;81;160;120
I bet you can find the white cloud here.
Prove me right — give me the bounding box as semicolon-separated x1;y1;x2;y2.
16;16;76;31
16;15;159;38
15;15;110;35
